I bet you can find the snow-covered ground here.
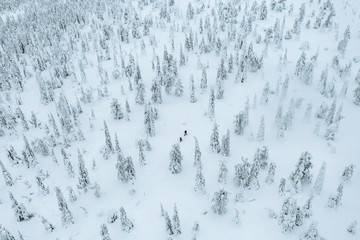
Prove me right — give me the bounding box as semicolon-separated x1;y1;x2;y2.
0;0;359;239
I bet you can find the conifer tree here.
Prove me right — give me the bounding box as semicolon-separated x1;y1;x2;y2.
61;148;74;178
138;144;146;166
194;162;206;193
40;216;55;233
117;156;136;183
9;192;34;222
169;144;182;174
103;120;113;154
300;222;324;240
210;122;221;153
341;164;354;182
234;157;251;188
290;151;313;192
172;205;181;235
164;211;174;235
119;207;134;232
200;67;207;93
0;225;16;240
261;81;270;105
265;163;276;184
211;189;228;215
110;98;124;120
144;103;156;137
77;149;90;192
327;183;343;209
234;111;245;135
279;178;286;196
347;221;357;235
0;160;14;186
218;161;228;184
189;75;197;103
193;137;201;167
55;187;74;226
207;87;216;119
221;129;230;157
7;146;21;165
151;77;162;104
100;224;111;240
278;197;297;233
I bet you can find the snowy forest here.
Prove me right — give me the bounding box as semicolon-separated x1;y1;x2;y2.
0;0;359;239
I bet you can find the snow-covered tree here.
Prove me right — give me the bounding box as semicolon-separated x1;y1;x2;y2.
55;187;74;226
0;160;14;186
172;205;181;235
327;183;343;209
218;161;228;184
117;156;136;183
342;164;355;182
120;207;134;232
221;129;230;157
193;137;201;167
208;87;216;119
77;149;90;192
265;163;276;184
290;151;313;192
210;122;221;153
169;144;182;174
100;224;111;240
211;189;228;215
300;222;324;240
9;192;34;222
110;98;124;120
278;197;297;233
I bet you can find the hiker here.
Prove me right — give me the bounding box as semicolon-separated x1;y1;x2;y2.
184;130;187;136
179;137;183;142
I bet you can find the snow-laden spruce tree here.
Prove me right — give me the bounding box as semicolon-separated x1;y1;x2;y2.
103;120;114;154
327;183;343;209
120;207;134;232
40;216;55;233
100;224;111;240
254;146;269;169
300;222;324;240
234;111;246;135
0;160;14;186
265;162;276;184
164;211;173;235
234;157;251;188
77;149;90;192
221;129;230;157
169;143;182;174
218;161;228;184
151;77;162;104
278;197;298;233
194;162;206;193
144;103;156;137
210;122;221;153
290;151;313;192
9;192;34;222
172;204;181;235
211;189;228;215
208;87;216;119
54;187;74;226
189;75;197;103
342;164;355;182
110;98;124;120
200;66;207;92
0;225;16;240
117;156;136;183
193;137;201;167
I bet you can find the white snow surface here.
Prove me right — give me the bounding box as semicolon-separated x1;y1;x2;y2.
0;0;360;239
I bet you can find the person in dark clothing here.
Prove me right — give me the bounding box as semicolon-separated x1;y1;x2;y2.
179;137;183;142
184;130;187;136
